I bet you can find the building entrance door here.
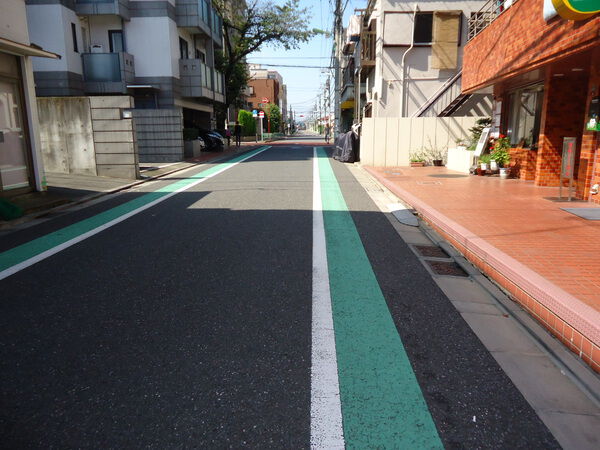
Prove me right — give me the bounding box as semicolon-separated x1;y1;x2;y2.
0;55;32;194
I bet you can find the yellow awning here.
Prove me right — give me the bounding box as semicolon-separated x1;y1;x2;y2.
341;99;354;110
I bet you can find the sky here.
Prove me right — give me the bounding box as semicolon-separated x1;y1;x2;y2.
247;0;363;121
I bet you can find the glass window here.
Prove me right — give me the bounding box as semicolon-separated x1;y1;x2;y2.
108;30;123;53
179;38;189;60
71;23;78;53
414;13;433;44
507;84;544;148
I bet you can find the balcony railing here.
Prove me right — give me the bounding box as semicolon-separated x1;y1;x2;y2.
82;52;134;93
360;30;376;66
468;0;519;41
75;0;129;18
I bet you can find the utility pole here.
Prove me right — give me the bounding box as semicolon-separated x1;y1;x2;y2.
333;0;342;138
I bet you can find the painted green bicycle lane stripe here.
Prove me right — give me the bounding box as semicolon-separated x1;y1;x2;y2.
0;147;269;274
316;147;442;448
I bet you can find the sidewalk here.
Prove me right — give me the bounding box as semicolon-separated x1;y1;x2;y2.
1;142;265;230
364;165;600;373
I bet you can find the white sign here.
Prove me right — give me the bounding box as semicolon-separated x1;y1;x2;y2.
474;127;491;157
259;111;265;118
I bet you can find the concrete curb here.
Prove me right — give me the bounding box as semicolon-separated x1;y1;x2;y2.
0;146;263;232
364;166;600;352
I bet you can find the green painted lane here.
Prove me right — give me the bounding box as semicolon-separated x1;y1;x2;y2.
0;147;269;274
316;147;442;448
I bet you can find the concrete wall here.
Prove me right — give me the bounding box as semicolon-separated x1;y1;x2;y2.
90;96;139;179
37;96;139;179
37;97;97;175
360;116;485;167
3;0;31;44
134;108;183;162
126;16;178;77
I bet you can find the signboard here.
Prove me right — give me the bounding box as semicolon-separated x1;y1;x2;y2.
551;0;600;20
252;109;258;118
587;97;599;131
259;111;265;118
261;97;269;104
560;137;577;201
474;127;491;157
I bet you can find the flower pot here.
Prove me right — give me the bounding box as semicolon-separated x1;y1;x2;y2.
490;160;498;171
480;163;488;171
432;159;443;167
499;167;510;179
410;161;425;167
476;167;484;176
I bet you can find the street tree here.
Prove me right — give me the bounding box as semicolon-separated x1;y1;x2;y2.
212;0;321;126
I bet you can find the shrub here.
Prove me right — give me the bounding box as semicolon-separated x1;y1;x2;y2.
238;110;256;136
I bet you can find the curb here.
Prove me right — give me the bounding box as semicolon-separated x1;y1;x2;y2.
364;166;600;373
0;146;263;232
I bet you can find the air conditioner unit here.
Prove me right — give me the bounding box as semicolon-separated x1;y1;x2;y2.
91;44;103;53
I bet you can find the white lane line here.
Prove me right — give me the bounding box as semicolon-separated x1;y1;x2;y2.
311;147;345;449
0;147;271;281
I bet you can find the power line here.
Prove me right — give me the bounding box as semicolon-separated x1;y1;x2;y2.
247;56;330;59
251;63;333;69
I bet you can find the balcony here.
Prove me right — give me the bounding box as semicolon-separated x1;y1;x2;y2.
176;0;213;38
360;30;376;68
75;0;130;19
468;0;519;40
180;59;216;99
82;52;135;94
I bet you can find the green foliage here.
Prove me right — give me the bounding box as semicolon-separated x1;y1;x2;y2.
183;128;199;141
212;0;320;112
491;136;511;167
238;109;256;136
478;154;492;164
264;103;281;132
409;151;426;163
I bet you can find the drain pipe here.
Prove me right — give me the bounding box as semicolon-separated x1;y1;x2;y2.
400;3;418;117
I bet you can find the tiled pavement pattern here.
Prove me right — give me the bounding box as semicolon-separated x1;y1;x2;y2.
365;165;600;373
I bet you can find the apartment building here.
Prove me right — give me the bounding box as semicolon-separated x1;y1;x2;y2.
25;0;225;163
1;0;57;196
247;64;285;118
462;0;599;201
345;0;492;126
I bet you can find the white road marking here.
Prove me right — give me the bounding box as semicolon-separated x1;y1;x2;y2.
311;147;345;449
0;147;271;281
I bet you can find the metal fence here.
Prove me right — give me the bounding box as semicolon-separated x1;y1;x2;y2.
468;0;520;41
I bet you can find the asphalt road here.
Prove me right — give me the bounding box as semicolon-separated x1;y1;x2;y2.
1;143;558;448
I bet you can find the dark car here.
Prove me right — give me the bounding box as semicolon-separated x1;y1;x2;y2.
198;129;225;151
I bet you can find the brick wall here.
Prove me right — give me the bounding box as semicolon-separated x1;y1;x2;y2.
577;49;600;202
536;70;590;187
247;78;280;110
463;0;600;93
508;147;536;180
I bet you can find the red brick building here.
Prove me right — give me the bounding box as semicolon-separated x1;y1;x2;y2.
246;78;280;112
462;0;599;200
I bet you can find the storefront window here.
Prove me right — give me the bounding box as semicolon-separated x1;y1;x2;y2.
507;84;543;148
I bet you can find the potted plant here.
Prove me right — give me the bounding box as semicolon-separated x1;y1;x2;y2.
410;155;426;167
479;154;492;171
491;135;512;178
422;138;446;166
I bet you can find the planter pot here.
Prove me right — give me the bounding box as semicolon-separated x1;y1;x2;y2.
476;167;484;176
499;167;510;179
410;161;425;167
480;163;488;171
490;160;498;171
432;159;444;167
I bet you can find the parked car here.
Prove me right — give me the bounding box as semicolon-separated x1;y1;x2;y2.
198;129;225;151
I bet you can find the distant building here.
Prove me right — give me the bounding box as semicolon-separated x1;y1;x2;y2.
247;64;282;113
1;0;57;196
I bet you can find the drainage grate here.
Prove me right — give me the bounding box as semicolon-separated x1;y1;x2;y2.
426;260;469;277
414;245;449;258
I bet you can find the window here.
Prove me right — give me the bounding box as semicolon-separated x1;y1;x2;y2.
179;38;189;59
413;13;433;44
507;84;544;148
71;23;78;53
195;49;205;62
108;30;124;53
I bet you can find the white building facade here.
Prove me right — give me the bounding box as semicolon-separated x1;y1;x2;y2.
1;0;58;196
25;0;225;162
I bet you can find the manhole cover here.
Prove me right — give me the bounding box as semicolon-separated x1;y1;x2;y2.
426;260;468;277
414;245;449;258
